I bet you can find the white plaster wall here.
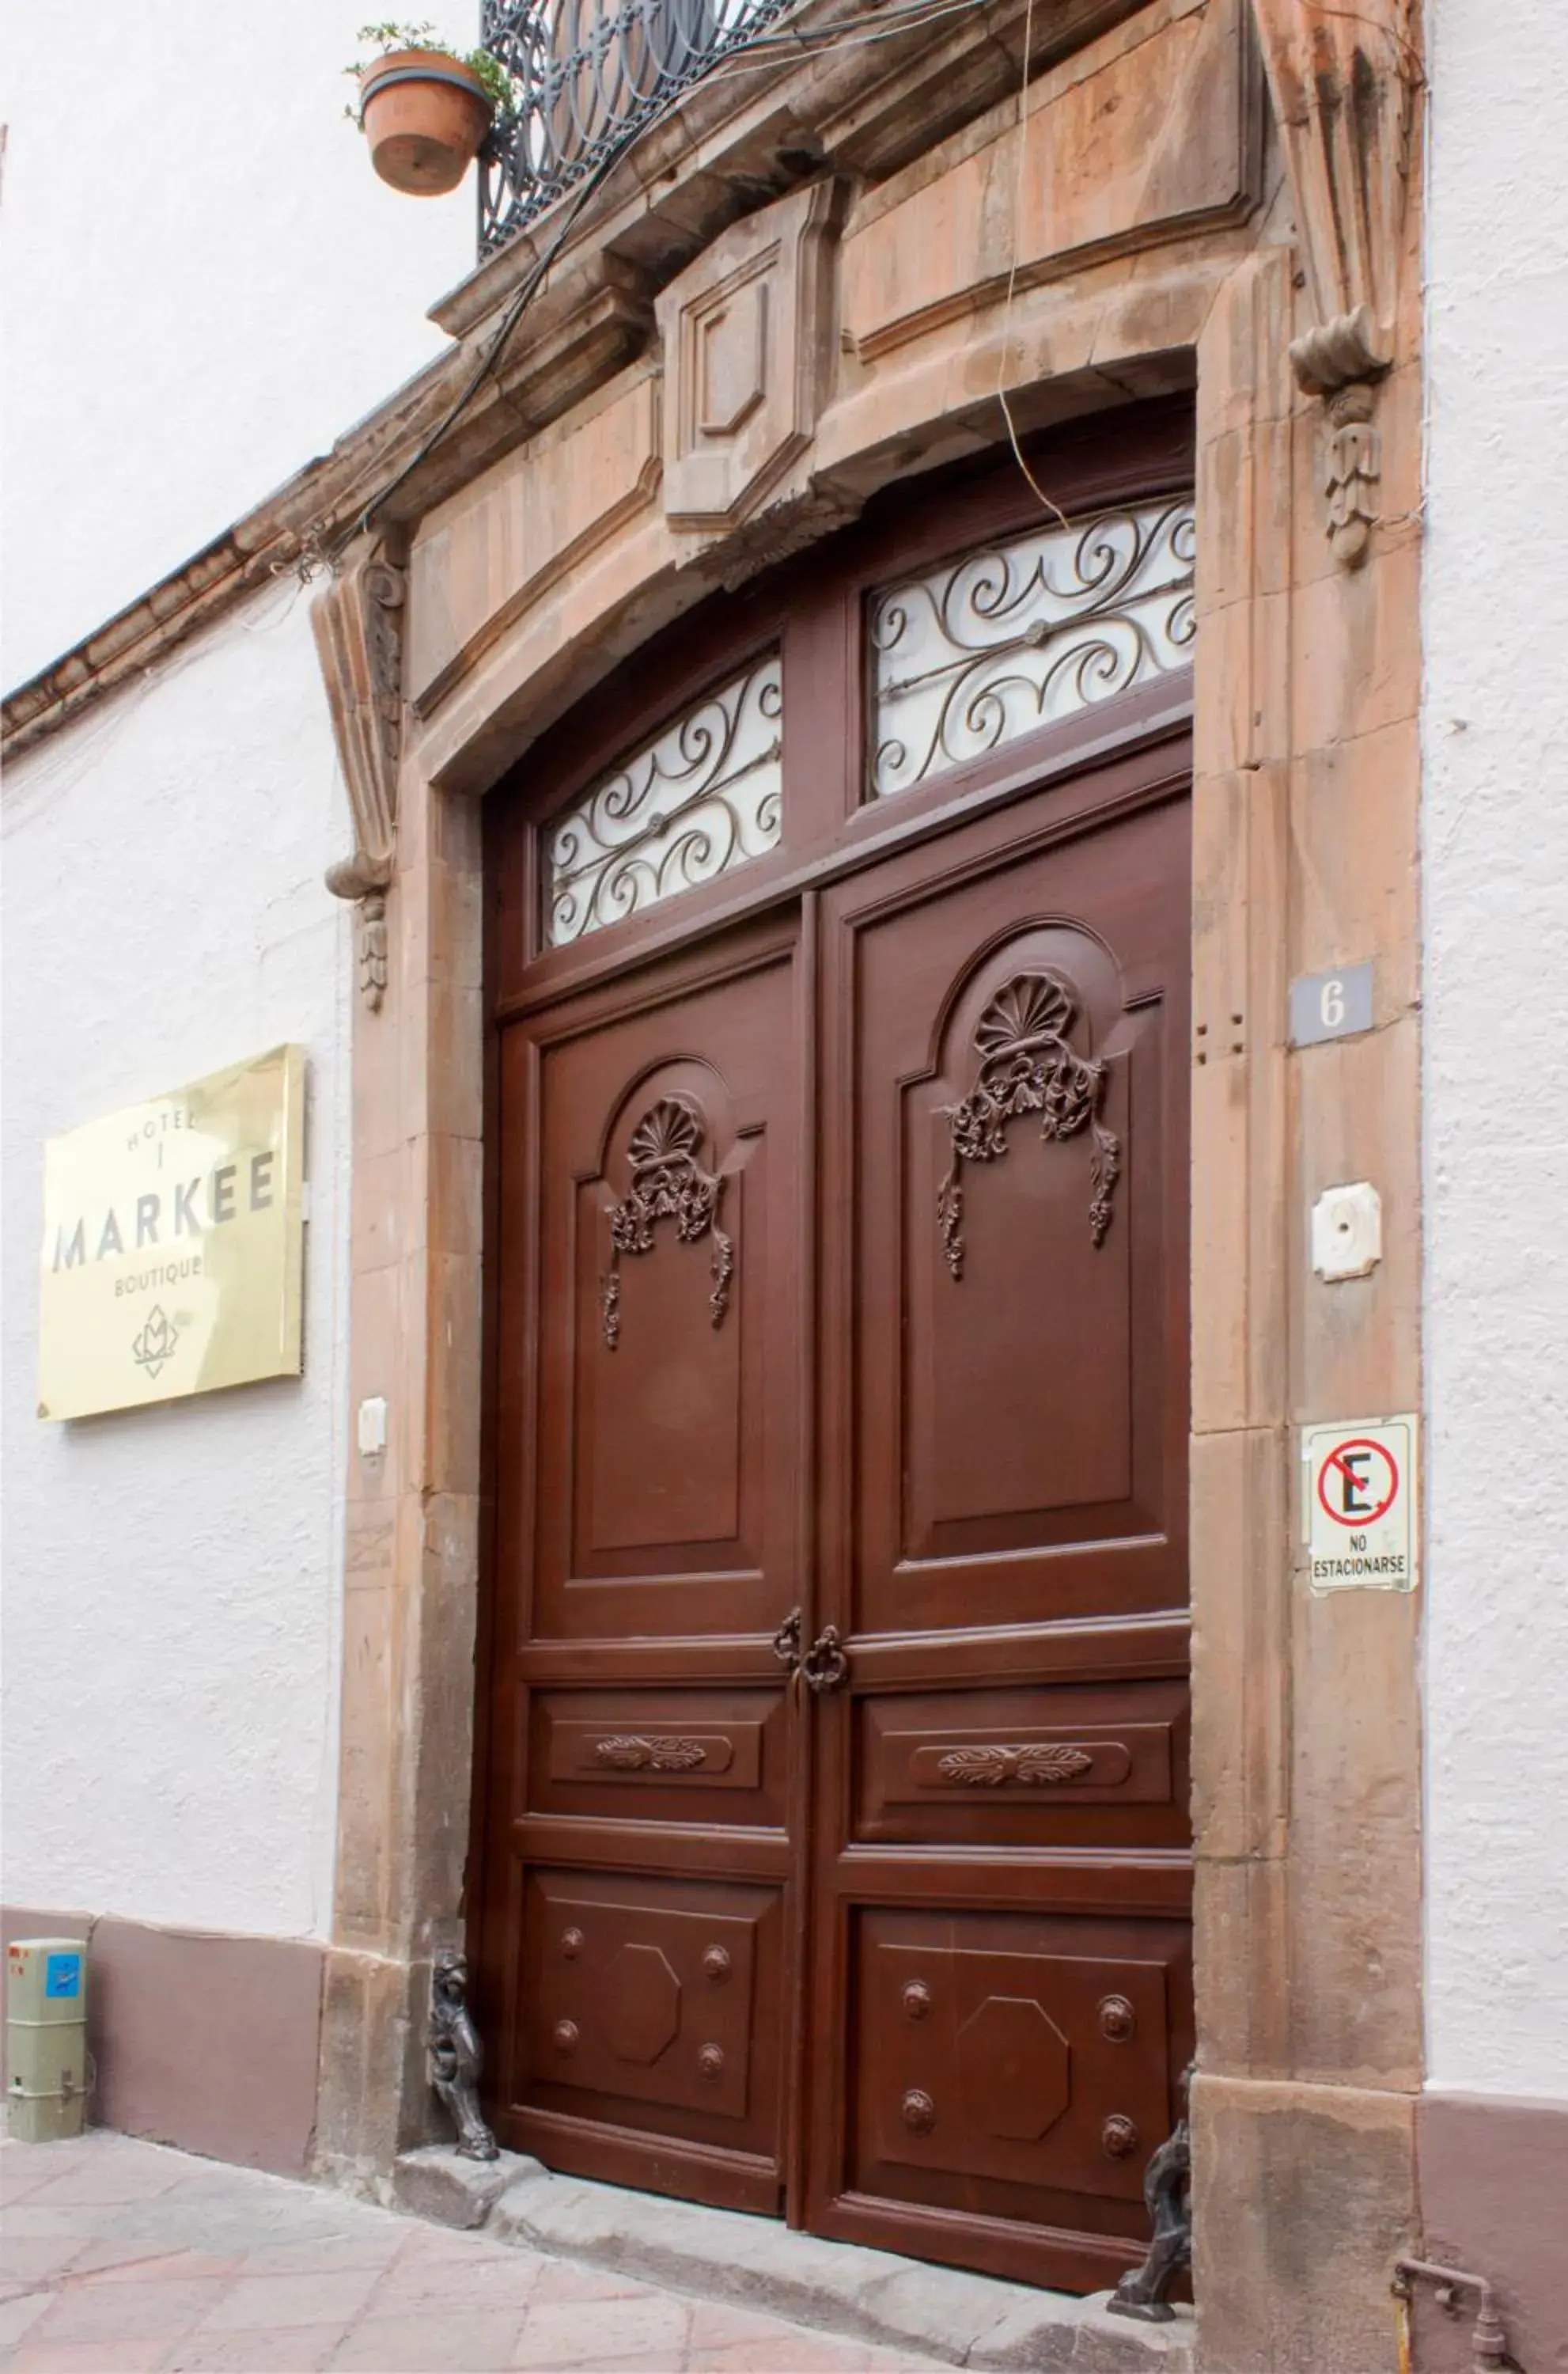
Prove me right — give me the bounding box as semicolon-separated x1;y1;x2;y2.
1422;0;1568;2094
2;0;478;688
1;583;353;1940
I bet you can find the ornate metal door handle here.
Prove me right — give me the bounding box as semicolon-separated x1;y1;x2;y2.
801;1625;850;1694
771;1610;849;1693
771;1607;803;1670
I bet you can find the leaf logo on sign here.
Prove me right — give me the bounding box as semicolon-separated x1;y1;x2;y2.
131;1305;180;1379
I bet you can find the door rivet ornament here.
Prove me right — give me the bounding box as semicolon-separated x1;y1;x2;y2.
552;2019;581;2056
561;1928;585;1959
698;2043;725;2080
703;1946;732;1983
1099;1994;1137;2042
901;1981;933;2021
937;972;1120;1276
901;2088;937;2133
1102;2114;1140;2160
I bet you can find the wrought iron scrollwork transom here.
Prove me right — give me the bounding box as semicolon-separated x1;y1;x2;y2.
602;1095;733;1348
937;971;1119;1277
543;653;782;947
871;500;1195;799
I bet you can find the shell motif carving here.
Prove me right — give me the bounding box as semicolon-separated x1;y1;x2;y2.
602;1095;733;1348
934;1743;1096;1788
937;971;1120;1276
592;1734;710;1773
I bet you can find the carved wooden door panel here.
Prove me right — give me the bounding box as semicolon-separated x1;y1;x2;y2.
481;916;805;2211
806;778;1193;2292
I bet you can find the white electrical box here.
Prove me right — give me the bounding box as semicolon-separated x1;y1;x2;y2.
1311;1181;1382;1281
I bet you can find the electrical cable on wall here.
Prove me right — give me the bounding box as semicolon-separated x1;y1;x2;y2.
994;0;1072;531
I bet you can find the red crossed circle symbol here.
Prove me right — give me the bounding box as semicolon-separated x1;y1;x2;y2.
1316;1437;1399;1528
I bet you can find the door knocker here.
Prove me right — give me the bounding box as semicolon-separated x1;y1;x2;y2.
801;1625;850;1694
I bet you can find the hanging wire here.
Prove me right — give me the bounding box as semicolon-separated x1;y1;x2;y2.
992;0;1071;530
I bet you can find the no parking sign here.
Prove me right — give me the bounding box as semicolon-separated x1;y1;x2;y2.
1302;1416;1418;1593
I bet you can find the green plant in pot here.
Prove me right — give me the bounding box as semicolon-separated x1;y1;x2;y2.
347;21;513;195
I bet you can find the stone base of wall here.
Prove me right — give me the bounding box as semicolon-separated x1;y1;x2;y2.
1413;2090;1568;2374
1191;2076;1418;2374
2;1906;323;2176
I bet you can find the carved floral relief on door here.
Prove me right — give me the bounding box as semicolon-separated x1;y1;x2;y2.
579;1063;752;1568
912;927;1138;1564
521;946;799;1644
839;804;1187;1643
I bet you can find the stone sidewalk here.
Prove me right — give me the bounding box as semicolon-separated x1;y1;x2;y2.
0;2133;953;2373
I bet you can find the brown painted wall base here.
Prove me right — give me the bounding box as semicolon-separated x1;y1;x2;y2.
2;1906;324;2177
1414;2090;1568;2374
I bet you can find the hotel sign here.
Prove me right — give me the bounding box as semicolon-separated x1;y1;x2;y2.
38;1046;306;1421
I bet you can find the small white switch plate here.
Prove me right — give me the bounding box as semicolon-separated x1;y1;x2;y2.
1311;1181;1382;1281
357;1395;388;1458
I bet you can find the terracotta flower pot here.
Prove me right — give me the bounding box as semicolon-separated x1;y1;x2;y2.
358;49;494;196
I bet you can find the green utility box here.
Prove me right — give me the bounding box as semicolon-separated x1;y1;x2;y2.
6;1937;89;2141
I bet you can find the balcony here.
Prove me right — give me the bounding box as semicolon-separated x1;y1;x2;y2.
479;0;805;254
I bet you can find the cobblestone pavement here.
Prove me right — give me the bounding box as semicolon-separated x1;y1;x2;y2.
0;2134;956;2373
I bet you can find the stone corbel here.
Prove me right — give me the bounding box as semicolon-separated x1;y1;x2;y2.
312;534;408;1007
1249;1;1421;566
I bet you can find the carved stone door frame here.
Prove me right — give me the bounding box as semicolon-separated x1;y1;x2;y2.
315;22;1427;2345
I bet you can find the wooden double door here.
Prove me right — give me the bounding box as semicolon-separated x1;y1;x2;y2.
477;700;1192;2292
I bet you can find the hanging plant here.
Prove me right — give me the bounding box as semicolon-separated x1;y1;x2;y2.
346;21;513;196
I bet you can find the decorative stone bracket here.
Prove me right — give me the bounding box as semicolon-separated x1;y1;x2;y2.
312;535;407;1007
1249;0;1421;565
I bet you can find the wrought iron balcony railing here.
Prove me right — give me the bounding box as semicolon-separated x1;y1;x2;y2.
479;0;801;255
